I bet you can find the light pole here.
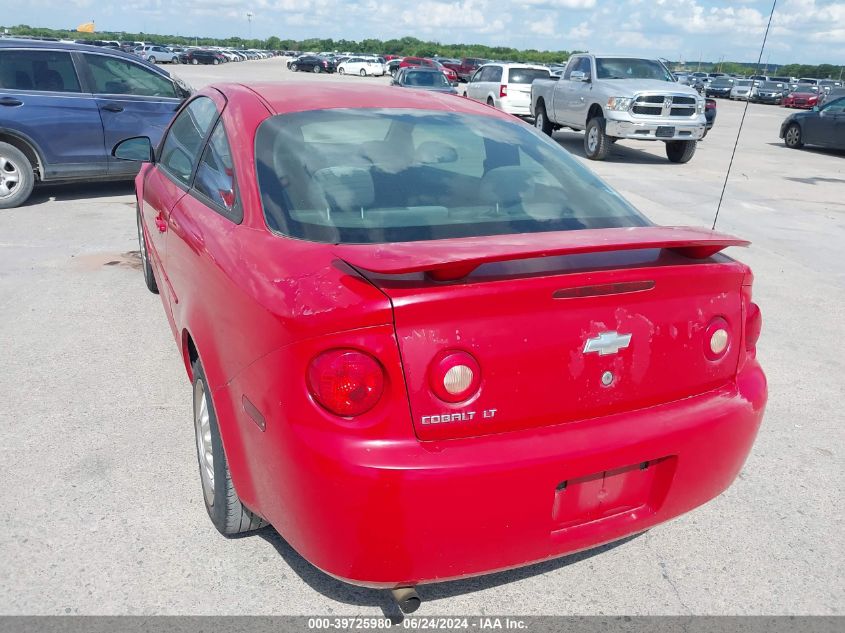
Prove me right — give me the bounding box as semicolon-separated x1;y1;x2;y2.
246;11;253;42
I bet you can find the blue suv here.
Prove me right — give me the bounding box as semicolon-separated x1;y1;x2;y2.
0;39;191;208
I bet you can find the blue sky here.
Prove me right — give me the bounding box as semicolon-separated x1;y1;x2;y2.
11;0;845;65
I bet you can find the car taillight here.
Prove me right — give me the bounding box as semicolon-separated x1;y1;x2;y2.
499;84;508;98
745;302;762;352
307;349;384;417
704;317;731;361
429;351;481;403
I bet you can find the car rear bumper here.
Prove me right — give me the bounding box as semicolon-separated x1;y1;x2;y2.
257;361;766;587
605;116;706;141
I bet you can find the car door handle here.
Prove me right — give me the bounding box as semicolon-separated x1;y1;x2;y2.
154;213;168;233
102;103;124;112
0;97;23;107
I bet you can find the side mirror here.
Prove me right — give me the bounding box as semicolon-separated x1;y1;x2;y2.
451;81;458;87
113;136;154;162
570;70;590;82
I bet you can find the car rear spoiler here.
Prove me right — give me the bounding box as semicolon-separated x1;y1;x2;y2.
336;226;749;281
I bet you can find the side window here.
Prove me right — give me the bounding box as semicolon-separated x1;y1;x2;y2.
823;98;845;114
578;57;592;77
194;121;241;222
563;58;578;80
0;50;81;93
477;67;492;82
159;97;219;184
84;54;177;97
489;66;503;83
469;68;482;83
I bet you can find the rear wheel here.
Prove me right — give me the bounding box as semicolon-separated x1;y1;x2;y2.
360;69;367;77
192;58;198;65
584;117;611;161
784;123;803;148
212;58;219;65
487;97;494;107
534;104;553;136
148;56;156;64
665;140;697;163
291;63;298;72
0;142;35;210
338;67;345;75
312;65;321;73
192;358;267;536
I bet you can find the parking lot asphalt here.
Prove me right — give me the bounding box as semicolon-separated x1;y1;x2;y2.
0;57;843;616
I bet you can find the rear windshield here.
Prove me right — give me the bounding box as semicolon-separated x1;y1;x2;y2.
508;68;551;84
254;109;647;244
405;72;449;87
712;78;733;87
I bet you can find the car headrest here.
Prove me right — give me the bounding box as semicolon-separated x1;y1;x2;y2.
415;141;458;165
479;166;535;206
313;166;375;213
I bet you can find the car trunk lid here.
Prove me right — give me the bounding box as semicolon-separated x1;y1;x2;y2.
338;226;749;441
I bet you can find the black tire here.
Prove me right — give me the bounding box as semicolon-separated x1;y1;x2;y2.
212;58;219;65
148;56;156;64
360;69;367;77
291;63;298;72
192;358;267;536
784;123;803;148
0;141;35;209
338;67;345;75
312;65;321;73
584;117;611;161
487;97;494;106
534;103;553;136
136;204;158;294
665;140;697;163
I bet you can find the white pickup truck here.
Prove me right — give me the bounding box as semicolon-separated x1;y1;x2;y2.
531;54;706;163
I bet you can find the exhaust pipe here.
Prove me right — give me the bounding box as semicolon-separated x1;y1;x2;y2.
390;587;421;614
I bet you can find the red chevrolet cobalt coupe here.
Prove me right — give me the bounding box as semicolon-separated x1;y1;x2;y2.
114;83;766;611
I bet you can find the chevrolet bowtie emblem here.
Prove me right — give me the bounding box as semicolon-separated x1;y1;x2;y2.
583;331;632;356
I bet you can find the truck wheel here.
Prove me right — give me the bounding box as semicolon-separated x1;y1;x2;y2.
535;104;553;136
0;142;35;210
665;140;697;163
192;358;268;536
784;123;803;148
136;204;158;294
584;117;611;160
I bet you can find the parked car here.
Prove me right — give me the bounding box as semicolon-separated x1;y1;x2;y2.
704;98;717;135
183;49;227;65
0;39;190;208
398;57;457;82
531;54;706;162
386;59;402;76
753;81;787;104
452;57;489;82
391;68;458;93
820;86;845;106
783;85;820;109
337;57;385;77
465;63;551;117
706;76;734;98
781;95;845;150
114;81;766;613
289;55;335;73
729;79;755;100
138;45;179;64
